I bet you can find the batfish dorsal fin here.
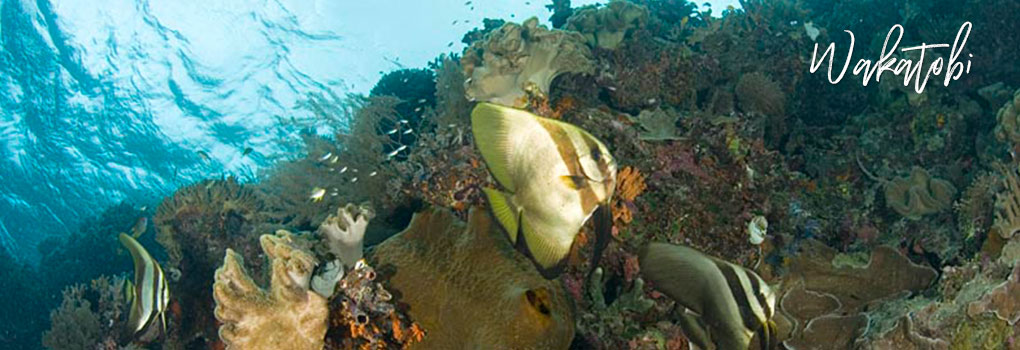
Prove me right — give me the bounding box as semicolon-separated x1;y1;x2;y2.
471;102;537;192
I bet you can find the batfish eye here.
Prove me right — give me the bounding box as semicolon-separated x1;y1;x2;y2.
591;148;602;162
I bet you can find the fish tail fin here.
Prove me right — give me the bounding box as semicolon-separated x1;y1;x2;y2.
519;215;568;278
484;187;520;243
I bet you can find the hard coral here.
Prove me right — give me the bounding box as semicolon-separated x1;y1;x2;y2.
994;164;1020;239
462;17;594;108
994;88;1020;144
213;230;328;350
564;0;649;50
324;260;424;350
42;276;133;350
968;261;1020;325
154;177;273;347
370;208;574;350
884;167;956;220
778;240;938;349
735;71;786;117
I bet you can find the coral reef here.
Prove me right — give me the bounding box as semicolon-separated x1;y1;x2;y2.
370;207;575;349
564;0;649;50
993;85;1020;146
995;164;1020;240
461;17;594;107
735;72;785;117
154;176;275;348
318;203;375;267
323;260;424;350
884;167;957;220
42;276;136;350
212;230;329;350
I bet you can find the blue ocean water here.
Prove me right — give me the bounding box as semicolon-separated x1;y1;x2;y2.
5;0;732;262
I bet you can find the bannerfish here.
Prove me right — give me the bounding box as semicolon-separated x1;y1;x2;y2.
471;102;617;278
119;233;170;336
639;242;779;350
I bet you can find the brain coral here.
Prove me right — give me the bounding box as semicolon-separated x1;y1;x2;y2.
462;17;594;108
213;230;328;350
369;207;575;350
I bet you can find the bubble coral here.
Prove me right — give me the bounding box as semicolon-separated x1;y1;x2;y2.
883;167;956;220
564;0;649;50
212;230;329;350
461;17;594;108
370;207;575;350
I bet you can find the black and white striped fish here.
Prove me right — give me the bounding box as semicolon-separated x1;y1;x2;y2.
119;233;170;336
640;242;779;350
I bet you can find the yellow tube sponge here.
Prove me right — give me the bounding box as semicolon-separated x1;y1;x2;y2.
213;230;328;350
462;17;594;108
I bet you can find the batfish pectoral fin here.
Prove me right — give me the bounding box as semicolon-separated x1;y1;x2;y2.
518;215;567;279
483;187;520;244
678;309;713;350
589;204;612;276
471;103;529;191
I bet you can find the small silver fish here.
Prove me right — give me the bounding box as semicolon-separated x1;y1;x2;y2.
319;152;333;161
197;151;210;162
310;187;327;202
130;217;148;238
403;128;413;135
387;128;398;135
350;177;358;183
340;166;348;174
369;171;377;177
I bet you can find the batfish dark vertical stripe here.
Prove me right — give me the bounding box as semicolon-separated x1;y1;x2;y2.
537;118;599;212
716;261;760;331
747;272;771;318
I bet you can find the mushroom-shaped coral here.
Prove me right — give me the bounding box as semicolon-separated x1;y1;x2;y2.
370;207;575;349
883;167;956;220
994;88;1020;144
213;230;328;350
564;0;649;50
318;203;375;268
461;17;594;107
